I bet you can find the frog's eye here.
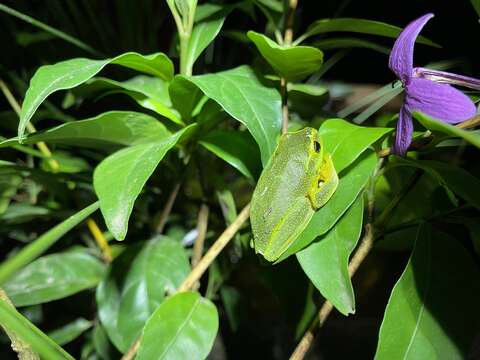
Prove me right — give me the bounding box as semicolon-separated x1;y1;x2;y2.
313;141;321;153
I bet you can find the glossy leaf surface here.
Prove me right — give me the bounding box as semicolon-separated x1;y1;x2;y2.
3;251;106;307
93;125;195;240
19;52;173;140
97;238;190;352
376;227;480;359
297;196;364;315
137;291;219;360
184;65;281;165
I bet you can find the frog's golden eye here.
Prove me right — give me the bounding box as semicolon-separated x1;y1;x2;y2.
313;141;321;153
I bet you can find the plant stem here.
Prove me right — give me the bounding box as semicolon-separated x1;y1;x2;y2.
178;203;250;291
283;0;298;45
280;77;289;134
290;158;383;360
0;79;59;172
279;0;299;134
0;290;74;360
155;181;182;234
289;223;375;360
85;219;112;263
192;204;210;268
121;203;251;359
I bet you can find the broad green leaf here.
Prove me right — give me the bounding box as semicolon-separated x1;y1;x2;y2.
470;0;480;17
200;130;261;180
375;227;480;359
282;151;377;259
253;0;282;12
185;65;282;165
169;76;204;121
297;196;364;315
94;125;195;240
48;318;92;346
413;111;480;149
19;52;173;140
137;291;219;360
0;296;74;360
396;159;480;211
288;83;329;118
1;111;170;149
297;18;440;47
247;31;323;80
313;37;390;54
185;14;226;73
0;201;99;284
3;251;106;307
40;151;90;174
319;119;392;173
97;237;190;352
72;76;183;125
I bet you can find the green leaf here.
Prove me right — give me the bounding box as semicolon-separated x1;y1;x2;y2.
3;251;106;307
185;65;282;165
319;119;392;173
94;125;195;240
19;52;174;140
97;237;190;352
413;111;480;149
72;76;183;125
0;3;99;56
200;130;261;180
137;291;219;360
1;111;170;149
48;318;92;346
297;196;364;315
281;151;377;259
0;201;99;284
247;31;323;80
297;18;440;47
313;37;390;54
0;296;74;360
185;14;226;73
375;226;480;359
169;76;204;122
470;0;480;17
397;159;480;211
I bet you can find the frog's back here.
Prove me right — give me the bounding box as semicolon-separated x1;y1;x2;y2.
251;128;316;261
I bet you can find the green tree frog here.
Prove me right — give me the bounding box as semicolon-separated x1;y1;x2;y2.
251;127;338;262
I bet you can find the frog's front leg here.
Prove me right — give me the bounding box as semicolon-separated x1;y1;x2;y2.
307;154;339;210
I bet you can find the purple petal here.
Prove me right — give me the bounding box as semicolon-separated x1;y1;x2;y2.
405;77;477;124
389;13;434;83
393;106;413;156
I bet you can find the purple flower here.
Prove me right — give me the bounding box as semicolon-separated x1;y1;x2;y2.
389;13;477;155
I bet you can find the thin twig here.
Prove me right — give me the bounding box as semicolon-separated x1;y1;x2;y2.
192;204;210;268
289;223;375;360
121;338;140;360
0;78;59;171
85;219;112;263
178;203;250;292
280;77;289;134
283;0;298;45
290;159;384;360
121;203;251;359
279;0;299;134
154;182;182;234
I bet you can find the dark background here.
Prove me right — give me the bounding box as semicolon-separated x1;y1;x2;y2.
0;1;478;359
